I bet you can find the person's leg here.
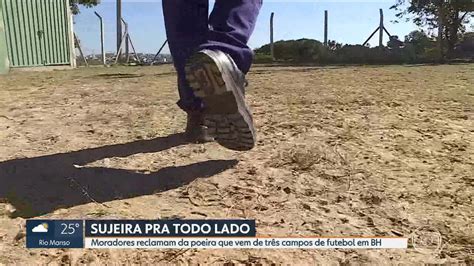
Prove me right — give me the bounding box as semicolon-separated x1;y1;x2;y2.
203;0;263;74
184;0;262;151
162;0;209;112
162;0;215;143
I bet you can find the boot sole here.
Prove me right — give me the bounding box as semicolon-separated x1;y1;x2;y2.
185;50;256;151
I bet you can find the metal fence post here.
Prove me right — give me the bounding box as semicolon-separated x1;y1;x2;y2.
94;12;106;65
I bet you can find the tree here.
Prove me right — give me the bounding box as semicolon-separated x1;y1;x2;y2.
387;35;404;49
328;40;342;51
456;31;474;54
404;30;435;53
70;0;100;15
391;0;473;57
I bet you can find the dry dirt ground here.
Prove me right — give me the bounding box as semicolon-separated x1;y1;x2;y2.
0;64;472;264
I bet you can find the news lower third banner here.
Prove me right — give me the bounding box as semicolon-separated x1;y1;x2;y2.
26;220;408;249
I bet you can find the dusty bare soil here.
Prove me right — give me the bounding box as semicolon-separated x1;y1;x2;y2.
0;64;472;264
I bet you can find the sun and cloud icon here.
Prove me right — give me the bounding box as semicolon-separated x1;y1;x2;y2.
32;223;49;233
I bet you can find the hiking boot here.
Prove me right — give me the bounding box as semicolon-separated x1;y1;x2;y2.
185;112;214;143
185;49;256;151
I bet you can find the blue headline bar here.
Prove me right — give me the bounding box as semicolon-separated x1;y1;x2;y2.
85;220;256;237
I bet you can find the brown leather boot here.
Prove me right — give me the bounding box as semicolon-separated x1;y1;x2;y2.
185;112;214;143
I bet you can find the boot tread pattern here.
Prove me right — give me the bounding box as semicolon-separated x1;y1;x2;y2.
185;51;256;151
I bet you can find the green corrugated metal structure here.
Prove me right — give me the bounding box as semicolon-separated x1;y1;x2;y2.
0;0;8;74
0;0;74;72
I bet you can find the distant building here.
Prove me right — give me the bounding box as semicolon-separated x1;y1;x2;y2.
0;0;75;74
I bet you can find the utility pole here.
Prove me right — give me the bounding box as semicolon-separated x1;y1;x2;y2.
116;0;122;54
94;12;106;65
379;9;384;47
270;12;275;61
324;10;328;46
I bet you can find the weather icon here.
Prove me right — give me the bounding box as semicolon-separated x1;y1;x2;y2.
32;223;49;233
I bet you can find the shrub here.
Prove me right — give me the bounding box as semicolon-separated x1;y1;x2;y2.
253;36;468;65
253;53;274;64
255;39;325;63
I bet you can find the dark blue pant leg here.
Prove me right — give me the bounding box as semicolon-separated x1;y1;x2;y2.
163;0;262;112
162;0;208;112
203;0;263;74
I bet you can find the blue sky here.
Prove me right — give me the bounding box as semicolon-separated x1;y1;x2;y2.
74;1;420;55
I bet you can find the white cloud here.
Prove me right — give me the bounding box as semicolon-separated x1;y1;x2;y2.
32;224;48;233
